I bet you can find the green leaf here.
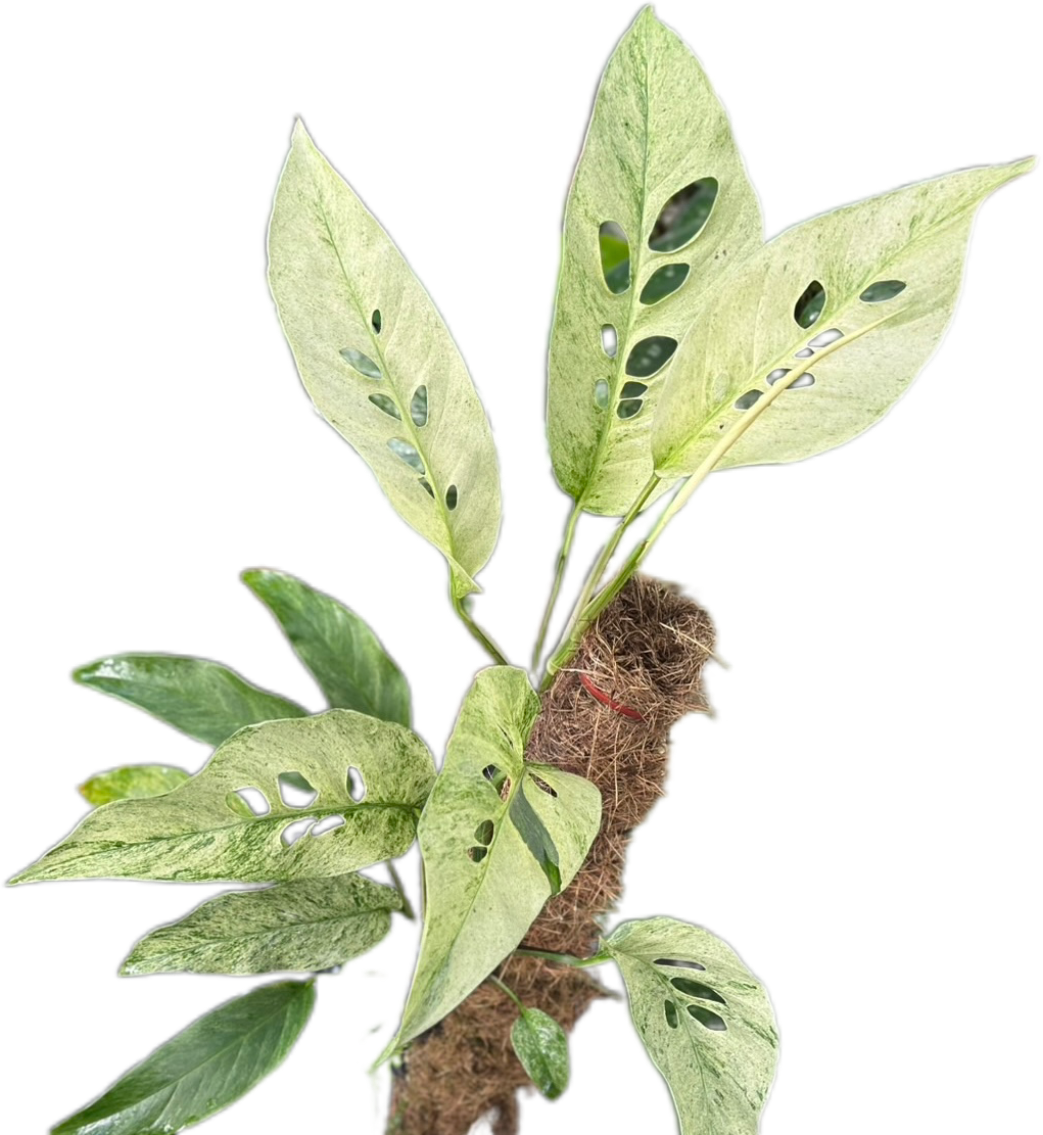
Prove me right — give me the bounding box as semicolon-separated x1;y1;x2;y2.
511;1007;570;1100
79;765;190;806
604;917;778;1135
387;667;602;1051
11;710;435;885
51;979;314;1135
547;6;762;516
74;653;307;746
242;567;410;726
652;158;1034;478
121;873;400;975
268;121;501;599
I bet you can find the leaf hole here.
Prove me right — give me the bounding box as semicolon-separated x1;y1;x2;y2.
529;775;558;798
670;978;727;1006
621;381;648;398
640;262;691;304
734;390;762;411
445;484;458;510
687;1005;728;1031
372;309;382;333
664;1000;679;1029
410;385;429;427
860;279;906;303
625;336;678;378
230;787;269;817
598;221;630;294
790;372;815;389
601;325;618;357
347;767;366;803
281;817;315;847
616;399;643;420
794;280;826;329
419;478;435;497
369;393;401;419
339;347;383;379
766;368;790;385
474;819;495;846
593;379;611;410
311;814;346;837
468;845;489;863
808;327;843;348
649;178;719;252
655;958;706;971
387;438;425;474
794;347;815;359
278;773;317;809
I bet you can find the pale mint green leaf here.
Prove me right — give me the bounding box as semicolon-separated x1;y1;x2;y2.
511;1007;570;1100
548;6;762;516
73;653;307;745
268;121;501;599
605;917;778;1135
653;158;1033;478
121;873;400;976
243;567;410;726
387;668;602;1051
11;711;435;885
51;979;314;1135
79;765;190;806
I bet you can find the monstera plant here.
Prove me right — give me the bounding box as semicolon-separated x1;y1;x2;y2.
9;7;1030;1135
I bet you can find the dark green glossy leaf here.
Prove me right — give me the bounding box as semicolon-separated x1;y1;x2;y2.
243;568;410;726
79;765;190;806
74;654;307;745
511;1007;570;1100
509;777;562;895
51;980;314;1135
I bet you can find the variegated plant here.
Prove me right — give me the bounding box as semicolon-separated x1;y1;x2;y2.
9;7;1030;1135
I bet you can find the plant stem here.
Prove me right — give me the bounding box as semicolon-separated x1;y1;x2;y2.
488;973;525;1010
452;592;508;666
385;860;415;921
513;947;610;968
530;499;582;672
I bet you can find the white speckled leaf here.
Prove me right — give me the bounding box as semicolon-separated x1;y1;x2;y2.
653;159;1033;477
11;711;435;884
268;122;501;598
389;668;602;1051
548;6;762;516
605;917;778;1135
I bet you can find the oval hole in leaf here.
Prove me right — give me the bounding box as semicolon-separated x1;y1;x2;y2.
790;372;815;389
794;347;815;359
231;787;269;816
474;819;495;846
468;845;488;863
688;1004;728;1031
601;325;618;357
446;484;459;510
617;399;643;420
670;977;727;1005
347;767;366;803
387;438;425;474
419;478;435;497
281;817;315;847
372;309;382;333
664;1000;679;1029
734;390;762;410
482;764;509;796
625;336;678;378
794;280;826;328
766;368;790;385
599;222;630;294
530;775;558;798
808;327;843;348
278;773;317;809
860;279;906;303
654;958;706;971
311;814;345;837
621;380;648;398
369;393;401;419
649;178;719;252
340;347;383;379
640;262;691;305
593;379;610;410
410;385;429;427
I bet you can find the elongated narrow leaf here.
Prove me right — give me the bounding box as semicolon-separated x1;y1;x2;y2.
268;121;501;598
511;1007;570;1100
548;6;762;516
121;873;400;975
74;653;307;745
52;979;314;1135
653;159;1033;478
388;667;602;1050
79;764;190;806
11;710;435;884
605;917;778;1135
243;567;410;726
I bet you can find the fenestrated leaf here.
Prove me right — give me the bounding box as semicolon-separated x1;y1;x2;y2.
548;6;762;516
79;764;190;806
387;667;602;1051
604;917;778;1135
242;567;410;726
51;979;314;1135
121;873;400;976
11;710;435;885
268;121;501;599
511;1007;570;1100
653;158;1033;479
73;653;307;745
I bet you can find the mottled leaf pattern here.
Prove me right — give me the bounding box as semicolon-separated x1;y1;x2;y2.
79;765;190;806
511;1007;570;1100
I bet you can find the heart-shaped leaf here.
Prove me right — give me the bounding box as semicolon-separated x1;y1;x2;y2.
11;710;435;884
605;917;778;1135
51;979;314;1135
511;1007;570;1101
79;764;190;806
547;6;762;516
73;654;307;745
653;159;1033;479
268;121;501;599
243;567;411;726
121;873;400;976
387;667;602;1051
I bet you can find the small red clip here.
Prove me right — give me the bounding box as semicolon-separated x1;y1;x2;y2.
579;673;644;721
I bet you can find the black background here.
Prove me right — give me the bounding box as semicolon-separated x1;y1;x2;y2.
14;4;1035;1130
